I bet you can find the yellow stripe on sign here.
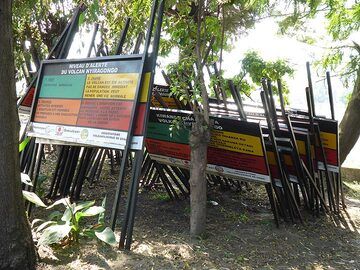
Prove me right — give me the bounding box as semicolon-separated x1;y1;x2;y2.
320;131;337;150
296;140;306;155
83;73;139;100
267;151;276;166
266;151;293;166
209;130;264;156
140;72;151;102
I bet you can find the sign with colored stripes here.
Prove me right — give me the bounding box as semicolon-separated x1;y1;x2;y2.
27;56;149;150
316;118;339;172
146;109;270;183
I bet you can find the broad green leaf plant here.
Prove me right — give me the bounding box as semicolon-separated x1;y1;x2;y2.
32;197;116;246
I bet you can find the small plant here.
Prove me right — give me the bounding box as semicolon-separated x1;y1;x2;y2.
21;173;47;208
32;197;116;246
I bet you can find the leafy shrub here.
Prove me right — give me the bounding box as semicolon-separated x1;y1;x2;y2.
32;197;116;246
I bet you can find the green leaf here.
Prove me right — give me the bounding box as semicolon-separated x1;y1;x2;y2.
31;218;44;228
19;137;30;152
48;210;63;221
74;200;95;213
98;197;106;224
78;13;85;26
95;227;117;245
75;206;105;223
36;221;57;233
47;198;71;209
38;224;72;246
82;206;105;216
61;207;73;222
22;191;46;207
21;173;32;186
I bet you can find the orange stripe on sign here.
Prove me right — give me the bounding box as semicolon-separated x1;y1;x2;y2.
34;98;81;125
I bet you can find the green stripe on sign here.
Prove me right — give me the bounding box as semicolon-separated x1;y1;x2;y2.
146;122;189;144
39;75;86;98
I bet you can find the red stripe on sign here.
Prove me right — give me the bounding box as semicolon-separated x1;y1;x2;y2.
316;148;338;166
134;103;146;136
207;147;268;175
77;99;133;131
21;87;35;107
269;164;280;179
146;138;190;160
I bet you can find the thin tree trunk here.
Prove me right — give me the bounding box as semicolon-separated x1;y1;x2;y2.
339;68;360;164
189;113;210;236
0;1;36;269
188;0;211;237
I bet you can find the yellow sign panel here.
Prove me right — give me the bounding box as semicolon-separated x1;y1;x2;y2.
83;73;139;100
139;72;151;103
320;131;337;150
266;151;293;166
209;130;263;156
296;140;306;155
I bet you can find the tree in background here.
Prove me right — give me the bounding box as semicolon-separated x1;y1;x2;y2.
0;0;36;268
276;0;360;164
12;0;296;236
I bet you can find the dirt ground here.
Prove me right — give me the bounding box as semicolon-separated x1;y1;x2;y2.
34;155;360;270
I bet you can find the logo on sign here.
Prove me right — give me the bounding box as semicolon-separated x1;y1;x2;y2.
55;126;64;135
215;166;224;173
81;129;89;140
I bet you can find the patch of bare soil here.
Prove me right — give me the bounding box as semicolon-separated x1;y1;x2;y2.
34;155;360;270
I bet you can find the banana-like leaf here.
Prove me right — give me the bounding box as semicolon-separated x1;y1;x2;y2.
38;224;72;246
36;221;57;233
22;191;46;207
47;198;71;209
98;196;106;224
75;206;105;222
31;218;44;228
48;210;63;221
61;207;73;222
95;227;117;246
19;137;30;152
74;200;95;213
21;173;33;186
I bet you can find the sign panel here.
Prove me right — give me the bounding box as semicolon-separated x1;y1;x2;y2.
151;84;179;109
315;118;339;172
27;56;148;150
146;109;271;183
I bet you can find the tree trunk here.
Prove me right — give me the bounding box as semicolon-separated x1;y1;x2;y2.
0;1;36;269
339;68;360;164
189;112;210;236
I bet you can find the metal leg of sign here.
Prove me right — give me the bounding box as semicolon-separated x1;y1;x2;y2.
315;126;336;213
70;147;86;198
22;138;35;173
265;183;280;227
155;162;177;200
27;143;44;216
47;146;65;198
163;165;189;196
118;151;140;249
74;148;94;200
144;162;155;187
306;62;316;116
109;150;116;175
60;146;77;197
261;91;303;223
51;146;69;198
171;166;190;190
301;160;329;213
124;152;147;250
96;149;107;182
58;146;74;197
